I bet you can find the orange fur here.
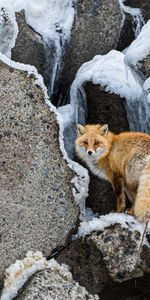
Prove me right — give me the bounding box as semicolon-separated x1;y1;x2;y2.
75;124;150;222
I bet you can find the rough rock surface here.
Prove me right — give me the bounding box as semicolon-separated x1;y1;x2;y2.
85;83;129;214
53;0;123;102
0;60;79;284
125;0;150;23
16;266;99;300
11;11;45;76
137;56;150;79
117;13;135;52
56;239;110;295
88;224;150;282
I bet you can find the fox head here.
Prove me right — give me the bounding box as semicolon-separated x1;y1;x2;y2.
75;124;111;162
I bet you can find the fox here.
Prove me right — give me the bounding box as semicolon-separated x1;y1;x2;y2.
75;123;150;223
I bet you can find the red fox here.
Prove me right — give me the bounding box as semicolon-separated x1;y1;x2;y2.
75;124;150;222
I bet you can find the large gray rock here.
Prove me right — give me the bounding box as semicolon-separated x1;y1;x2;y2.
16;262;99;300
53;0;123;101
0;59;79;285
11;10;45;76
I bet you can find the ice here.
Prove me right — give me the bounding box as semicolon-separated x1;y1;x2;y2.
0;4;18;57
125;20;150;67
68;50;149;136
1;0;75;96
119;0;144;38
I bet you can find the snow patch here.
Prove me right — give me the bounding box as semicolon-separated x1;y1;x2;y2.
77;212;150;245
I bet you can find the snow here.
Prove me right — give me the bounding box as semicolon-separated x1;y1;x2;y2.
125;20;150;67
119;0;144;38
77;212;150;245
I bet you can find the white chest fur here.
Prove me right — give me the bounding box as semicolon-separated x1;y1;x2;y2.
85;158;107;181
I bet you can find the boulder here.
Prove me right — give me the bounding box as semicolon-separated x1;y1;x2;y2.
16;260;99;300
78;215;150;283
53;0;123;102
0;57;80;285
57;239;110;295
11;11;45;76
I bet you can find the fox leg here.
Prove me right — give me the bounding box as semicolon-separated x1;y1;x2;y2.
112;176;126;213
125;190;136;216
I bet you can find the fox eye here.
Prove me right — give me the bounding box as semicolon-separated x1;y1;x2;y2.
83;141;88;145
94;141;99;145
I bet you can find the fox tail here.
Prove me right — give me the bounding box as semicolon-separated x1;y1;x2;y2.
134;161;150;222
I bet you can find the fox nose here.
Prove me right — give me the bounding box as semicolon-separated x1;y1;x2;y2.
88;150;93;156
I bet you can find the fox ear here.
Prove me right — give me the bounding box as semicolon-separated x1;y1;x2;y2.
99;124;108;136
77;124;85;136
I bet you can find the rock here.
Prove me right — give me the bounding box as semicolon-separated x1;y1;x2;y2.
56;239;110;295
0;58;80;285
86;223;150;282
52;0;123;102
117;13;135;52
16;260;99;300
11;11;46;76
125;0;150;23
85;83;129;214
138;56;150;78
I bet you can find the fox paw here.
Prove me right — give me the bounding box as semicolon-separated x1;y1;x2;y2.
125;207;134;216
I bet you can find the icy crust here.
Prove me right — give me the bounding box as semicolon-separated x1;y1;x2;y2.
119;0;144;38
77;213;150;246
1;251;48;300
0;52;89;220
125;20;150;66
1;252;99;300
0;3;18;57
